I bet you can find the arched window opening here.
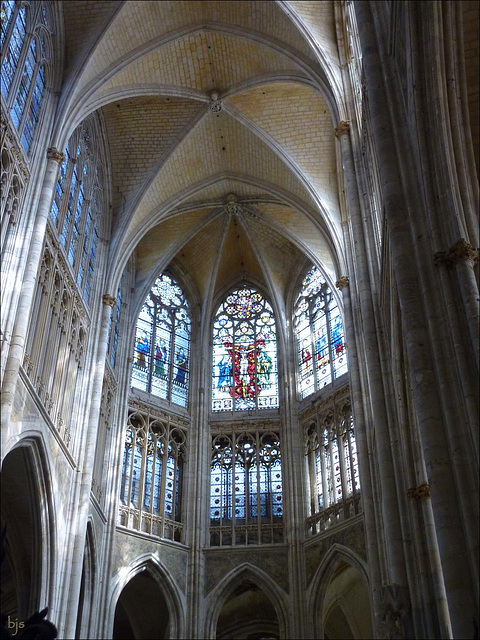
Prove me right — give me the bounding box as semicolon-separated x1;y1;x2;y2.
119;410;186;542
49;120;104;305
131;272;191;408
305;397;360;535
1;1;52;155
294;265;347;399
210;429;283;546
212;285;278;412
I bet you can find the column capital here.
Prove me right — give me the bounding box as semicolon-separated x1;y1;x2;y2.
102;294;117;307
407;483;430;500
434;239;479;268
336;276;350;289
334;120;350;138
47;147;65;164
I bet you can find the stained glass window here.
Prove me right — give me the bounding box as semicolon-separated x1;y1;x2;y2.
305;398;360;528
294;266;347;399
212;286;278;412
49;118;104;306
119;411;185;541
106;279;123;368
2;2;51;155
131;273;191;408
210;430;283;546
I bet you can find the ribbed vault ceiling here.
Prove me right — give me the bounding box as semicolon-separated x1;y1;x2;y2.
59;0;345;310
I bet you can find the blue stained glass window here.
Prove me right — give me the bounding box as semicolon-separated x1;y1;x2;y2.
1;3;26;97
212;286;278;413
294;266;348;399
21;63;45;153
131;273;191;408
10;39;36;129
120;428;134;504
51;146;69;226
1;0;15;47
210;432;283;531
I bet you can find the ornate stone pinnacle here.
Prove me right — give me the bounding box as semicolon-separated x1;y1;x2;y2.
47;147;65;164
334;121;350;138
434;239;479;268
336;276;349;289
102;294;117;307
407;483;430;500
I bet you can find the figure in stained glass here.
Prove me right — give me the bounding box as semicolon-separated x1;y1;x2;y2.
294;266;348;398
174;347;188;385
155;340;167;376
136;334;149;368
213;287;278;411
217;354;232;389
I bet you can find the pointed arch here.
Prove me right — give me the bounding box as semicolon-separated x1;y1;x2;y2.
107;554;185;639
0;435;57;617
307;543;370;638
204;562;289;639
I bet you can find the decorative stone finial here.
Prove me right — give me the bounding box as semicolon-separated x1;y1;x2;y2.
334;121;350;138
336;276;349;289
224;193;243;215
210;90;222;112
47;147;65;164
102;294;117;307
407;483;430;500
434;239;479;268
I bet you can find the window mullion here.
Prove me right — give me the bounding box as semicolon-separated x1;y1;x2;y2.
17;58;39;138
6;30;33;110
56;159;75;234
149;304;157;394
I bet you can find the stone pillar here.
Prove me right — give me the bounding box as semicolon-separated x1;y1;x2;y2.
336;122;407;590
61;294;116;640
1;147;64;433
355;3;477;636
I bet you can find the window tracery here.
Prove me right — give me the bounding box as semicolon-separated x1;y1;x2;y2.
131;273;191;408
1;0;52;155
212;286;278;412
294;266;347;399
119;408;186;542
49;118;104;305
210;427;283;546
303;392;360;535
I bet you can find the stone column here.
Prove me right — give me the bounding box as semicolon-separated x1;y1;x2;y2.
1;147;64;434
355;3;477;636
61;294;116;640
336;122;407;590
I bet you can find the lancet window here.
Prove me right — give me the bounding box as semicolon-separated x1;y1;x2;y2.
304;394;360;535
210;428;283;546
131;273;191;408
1;1;52;155
119;409;186;542
294;266;347;399
212;286;278;412
49;119;104;305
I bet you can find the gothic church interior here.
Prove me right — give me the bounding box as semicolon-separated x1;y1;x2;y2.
1;1;478;638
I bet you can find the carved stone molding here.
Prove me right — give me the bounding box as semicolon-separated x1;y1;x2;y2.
434;239;479;268
378;584;410;640
102;294;117;307
334;120;350;138
47;147;65;164
336;276;350;289
407;483;430;500
223;193;243;215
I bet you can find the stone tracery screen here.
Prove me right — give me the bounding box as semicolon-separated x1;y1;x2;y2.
294;266;348;399
131;273;191;408
212;286;278;412
119;408;186;542
210;428;283;546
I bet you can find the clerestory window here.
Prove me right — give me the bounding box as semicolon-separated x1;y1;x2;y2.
212;285;278;412
131;273;191;408
1;0;52;155
294;265;347;399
